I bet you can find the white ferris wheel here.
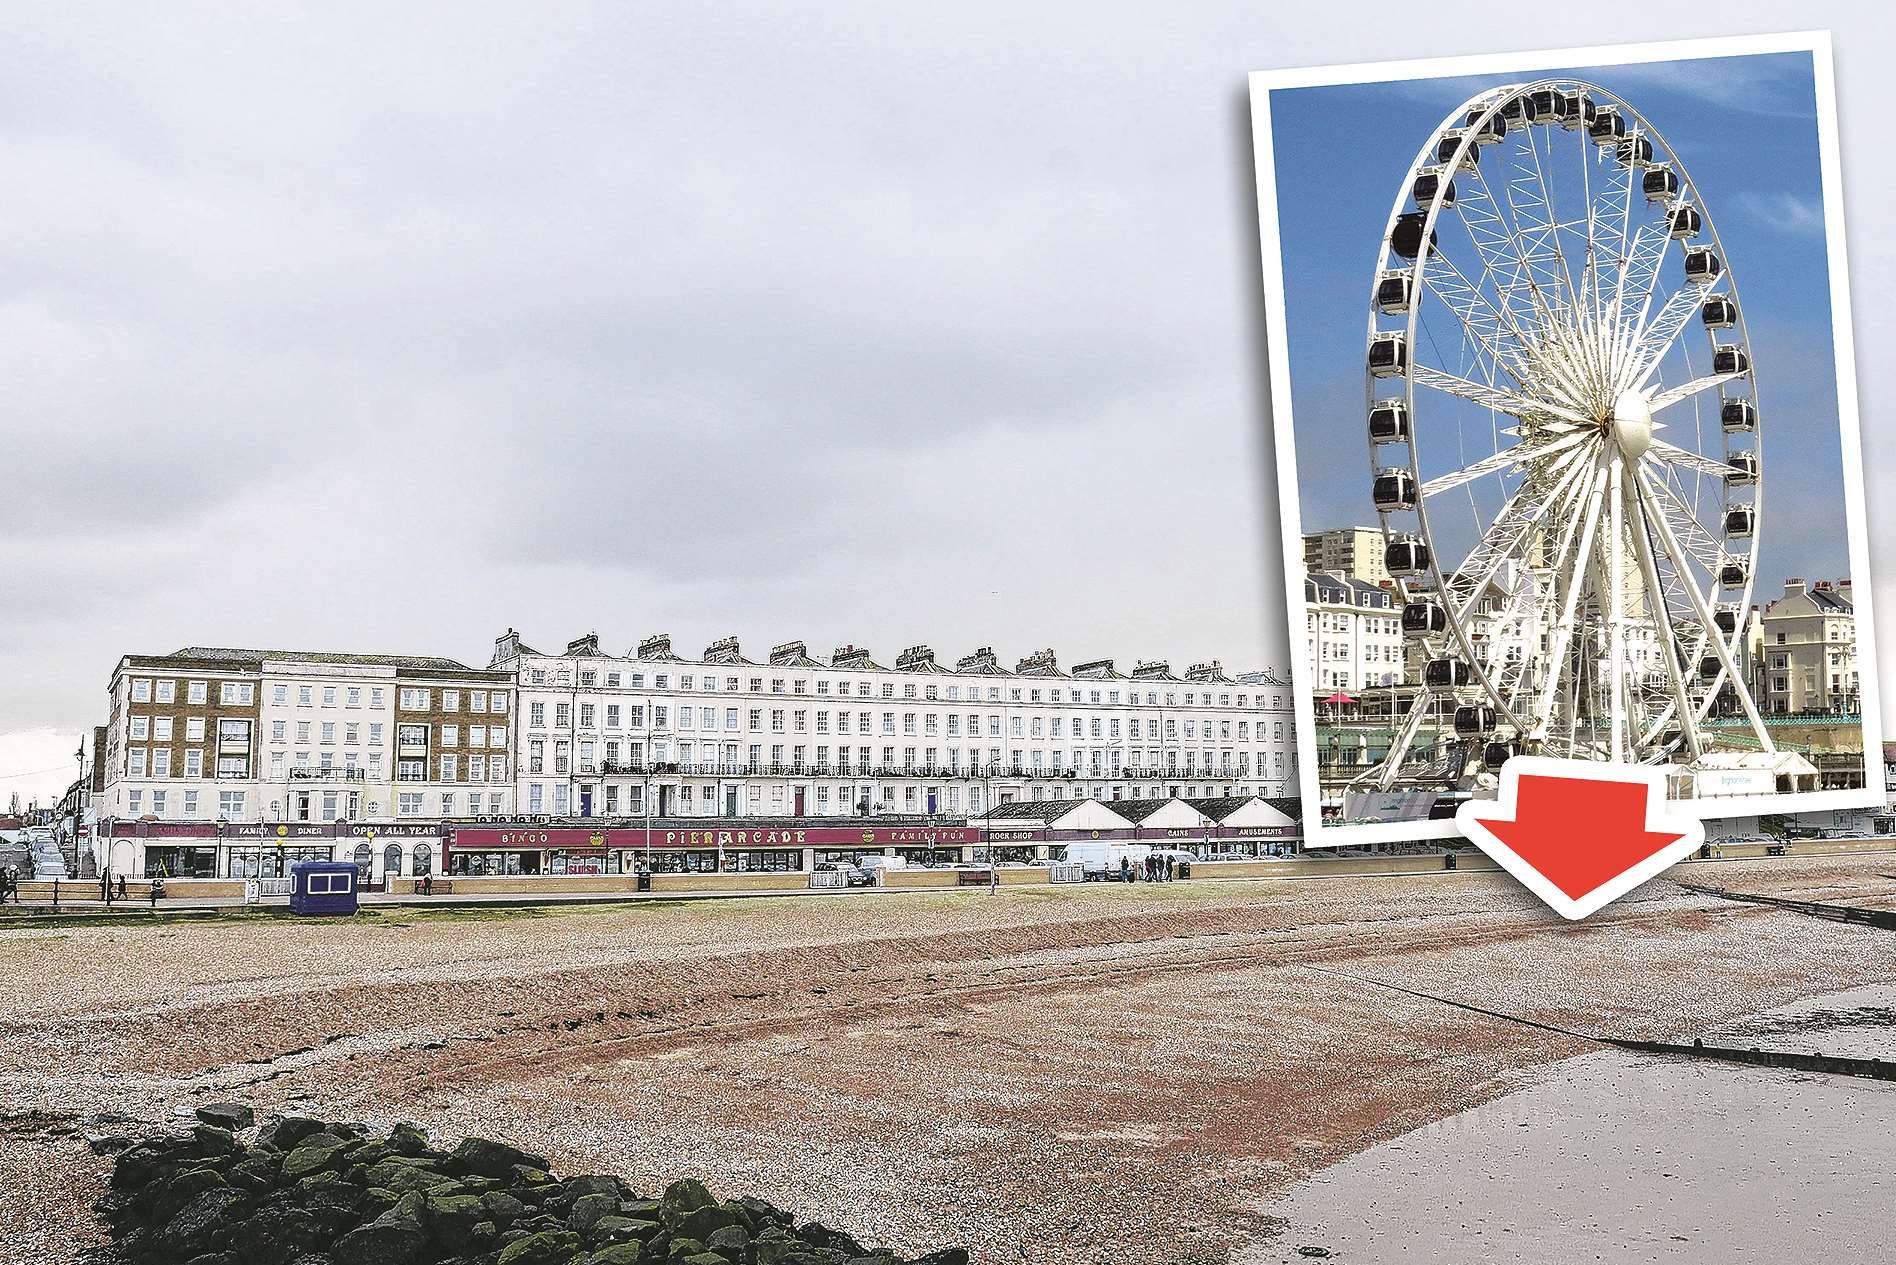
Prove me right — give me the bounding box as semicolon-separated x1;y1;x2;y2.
1357;79;1788;799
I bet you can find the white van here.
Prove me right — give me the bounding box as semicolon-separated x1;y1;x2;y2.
1059;841;1149;881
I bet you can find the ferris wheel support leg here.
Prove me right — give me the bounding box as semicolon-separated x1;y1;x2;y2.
1625;465;1705;761
1372;690;1435;792
1607;457;1630;764
1634;467;1777;755
1529;458;1611;746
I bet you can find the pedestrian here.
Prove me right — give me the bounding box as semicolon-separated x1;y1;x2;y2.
116;874;127;901
1119;855;1132;883
422;872;433;896
149;877;163;909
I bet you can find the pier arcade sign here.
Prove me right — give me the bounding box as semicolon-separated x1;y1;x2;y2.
452;824;981;851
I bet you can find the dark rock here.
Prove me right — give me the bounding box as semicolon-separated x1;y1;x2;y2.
112;1141;181;1190
591;1215;659;1244
423;1193;486;1250
149;1167;229;1221
157;1186;249;1258
801;1221;869;1258
88;1132;136;1156
567;1191;617;1234
329;1219;425;1265
673;1203;745;1243
193;1124;243;1156
750;1241;820;1265
228;1153;282;1192
360;1158;454;1194
659;1178;715;1224
448;1137;549;1178
196;1102;256;1131
481;1191;527;1223
106;1121;962;1265
257;1115;329;1151
281;1140;352;1181
564;1173;623;1199
342;1141;394;1171
734;1196;794;1227
492;1228;581;1265
705;1223;753;1258
385;1122;431;1156
226;1204;325;1264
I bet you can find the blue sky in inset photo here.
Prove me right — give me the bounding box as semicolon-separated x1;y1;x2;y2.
1266;49;1850;594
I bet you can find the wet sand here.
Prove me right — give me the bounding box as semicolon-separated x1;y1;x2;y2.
1255;984;1896;1264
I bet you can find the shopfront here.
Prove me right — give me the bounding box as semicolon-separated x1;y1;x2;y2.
226;845;331;878
103;821;450;883
144;844;218;878
447;821;983;877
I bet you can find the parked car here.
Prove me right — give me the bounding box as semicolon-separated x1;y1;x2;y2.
814;861;874;887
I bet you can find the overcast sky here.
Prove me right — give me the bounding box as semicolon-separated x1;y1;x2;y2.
4;4;1893;809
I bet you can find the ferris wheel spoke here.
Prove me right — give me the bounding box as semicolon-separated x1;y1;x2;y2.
1419;428;1593;498
1627;282;1716;390
1422;253;1536;384
1625;473;1706;759
1646;438;1740;483
1528;456;1613;742
1646;477;1727;576
1649;372;1743;414
1463;156;1571;346
1633;467;1777;751
1503;130;1581;324
1412;364;1592;424
1447;442;1598;621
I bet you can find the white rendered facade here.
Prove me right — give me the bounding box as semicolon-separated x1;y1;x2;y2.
1305;572;1405;692
498;630;1294;821
99;648;516;831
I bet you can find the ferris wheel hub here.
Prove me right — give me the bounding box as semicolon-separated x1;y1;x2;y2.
1609;388;1654;458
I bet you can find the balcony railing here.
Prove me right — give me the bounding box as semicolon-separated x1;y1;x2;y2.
287;767;367;781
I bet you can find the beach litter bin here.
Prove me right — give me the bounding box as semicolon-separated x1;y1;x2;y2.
289;860;360;915
636;870;652;893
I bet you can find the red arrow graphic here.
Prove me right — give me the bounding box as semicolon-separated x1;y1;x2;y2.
1477;774;1682;900
1457;757;1706;920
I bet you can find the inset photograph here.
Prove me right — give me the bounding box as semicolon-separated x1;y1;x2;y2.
1250;33;1879;844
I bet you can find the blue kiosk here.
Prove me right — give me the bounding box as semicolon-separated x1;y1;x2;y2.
289;860;361;915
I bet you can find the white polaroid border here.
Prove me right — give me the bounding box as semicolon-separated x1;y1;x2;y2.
1248;31;1881;848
